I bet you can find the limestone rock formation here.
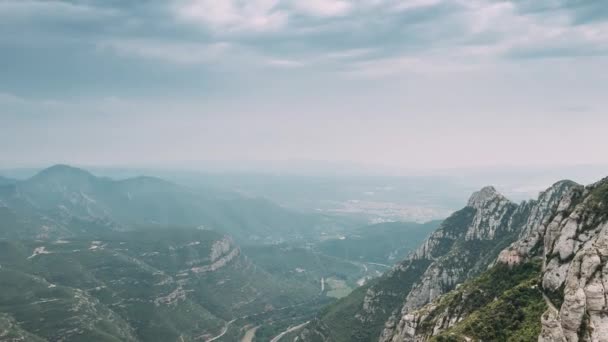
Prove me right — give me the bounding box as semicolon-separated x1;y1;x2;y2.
388;178;608;342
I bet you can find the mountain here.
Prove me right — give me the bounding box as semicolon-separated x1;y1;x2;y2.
0;165;401;341
298;180;586;341
0;165;347;244
0;228;328;341
0;176;16;187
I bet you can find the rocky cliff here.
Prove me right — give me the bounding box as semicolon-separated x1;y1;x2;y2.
302;178;607;342
536;179;608;342
376;178;608;342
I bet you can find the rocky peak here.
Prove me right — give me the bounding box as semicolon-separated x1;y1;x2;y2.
496;180;583;266
466;186;505;209
536;179;608;342
465;186;515;241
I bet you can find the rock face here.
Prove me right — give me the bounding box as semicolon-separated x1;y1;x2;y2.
536;179;608;342
190;238;240;273
497;180;582;267
379;186;528;342
465;186;514;240
398;187;516;312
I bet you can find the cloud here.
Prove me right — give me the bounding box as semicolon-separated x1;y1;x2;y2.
265;58;306;67
97;39;232;65
0;0;120;29
325;48;376;59
0;92;25;105
0;92;79;119
291;0;353;17
174;0;288;32
391;0;443;12
0;0;117;18
344;53;477;78
3;1;608;169
2;0;608;92
505;0;608;25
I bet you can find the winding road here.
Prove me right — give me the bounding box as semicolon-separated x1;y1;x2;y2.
205;319;236;342
366;262;391;268
216;260;390;341
269;321;310;342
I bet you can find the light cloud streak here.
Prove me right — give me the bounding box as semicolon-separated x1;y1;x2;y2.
98;39;233;65
174;0;288;32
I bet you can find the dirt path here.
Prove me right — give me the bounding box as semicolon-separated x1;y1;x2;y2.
542;293;559;312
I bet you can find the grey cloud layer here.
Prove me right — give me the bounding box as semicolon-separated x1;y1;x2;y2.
2;0;607;81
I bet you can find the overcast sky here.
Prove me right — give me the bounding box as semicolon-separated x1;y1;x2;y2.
1;0;607;170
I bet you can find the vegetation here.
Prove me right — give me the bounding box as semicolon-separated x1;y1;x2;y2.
0;228;339;341
315;281;373;341
0;165;445;342
429;260;546;342
243;244;364;290
310;258;432;342
588;178;608;217
317;221;439;264
301;206;479;342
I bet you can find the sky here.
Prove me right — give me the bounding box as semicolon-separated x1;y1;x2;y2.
1;0;608;170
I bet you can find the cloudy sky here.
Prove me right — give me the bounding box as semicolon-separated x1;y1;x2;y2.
1;0;607;170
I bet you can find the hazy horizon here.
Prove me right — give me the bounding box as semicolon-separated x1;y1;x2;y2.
2;161;608;207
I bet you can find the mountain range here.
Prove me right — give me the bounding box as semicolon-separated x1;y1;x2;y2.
2;164;607;341
0;165;353;244
0;165;429;341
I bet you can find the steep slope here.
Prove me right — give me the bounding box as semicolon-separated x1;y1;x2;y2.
384;259;546;342
0;228;320;341
534;179;608;342
0;165;335;243
301;181;579;342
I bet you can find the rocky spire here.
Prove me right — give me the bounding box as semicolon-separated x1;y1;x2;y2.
467;186;506;209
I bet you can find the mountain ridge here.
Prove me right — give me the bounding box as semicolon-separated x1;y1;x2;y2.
0;164;339;244
299;178;591;342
